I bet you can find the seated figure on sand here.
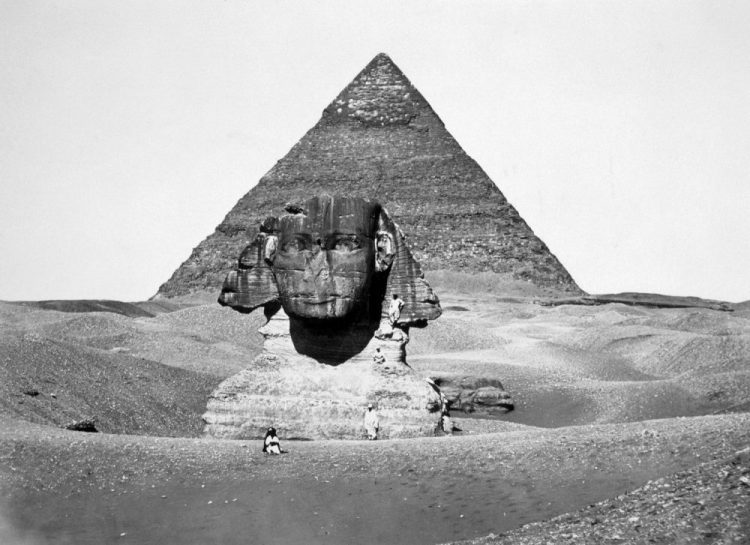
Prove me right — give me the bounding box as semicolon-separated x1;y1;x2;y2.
263;427;282;454
372;347;386;365
203;195;443;440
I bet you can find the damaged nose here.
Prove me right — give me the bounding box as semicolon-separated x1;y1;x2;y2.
304;248;331;285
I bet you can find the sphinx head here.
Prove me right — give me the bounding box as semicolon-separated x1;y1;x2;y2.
219;195;440;325
273;196;393;320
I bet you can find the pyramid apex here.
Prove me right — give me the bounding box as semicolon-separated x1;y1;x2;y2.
365;52;402;72
323;52;429;127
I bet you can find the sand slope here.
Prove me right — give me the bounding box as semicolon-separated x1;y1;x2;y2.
0;302;264;436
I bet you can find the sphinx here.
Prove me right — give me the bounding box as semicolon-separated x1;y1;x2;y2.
203;195;443;440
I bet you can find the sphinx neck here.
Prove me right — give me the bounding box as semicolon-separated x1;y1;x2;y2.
259;307;407;366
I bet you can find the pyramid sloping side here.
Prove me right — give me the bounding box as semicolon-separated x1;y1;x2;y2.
155;54;581;298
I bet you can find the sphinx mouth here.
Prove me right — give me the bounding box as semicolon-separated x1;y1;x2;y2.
292;295;352;305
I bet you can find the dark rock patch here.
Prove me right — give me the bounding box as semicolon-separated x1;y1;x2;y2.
65;419;98;432
538;292;733;311
431;375;514;415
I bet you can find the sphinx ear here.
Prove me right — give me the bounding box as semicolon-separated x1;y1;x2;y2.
376;208;441;324
218;232;279;312
263;235;278;264
375;231;395;272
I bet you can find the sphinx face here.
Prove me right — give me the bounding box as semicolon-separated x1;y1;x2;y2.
272;196;379;320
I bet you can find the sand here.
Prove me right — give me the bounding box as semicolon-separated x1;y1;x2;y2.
1;290;749;544
3;413;750;545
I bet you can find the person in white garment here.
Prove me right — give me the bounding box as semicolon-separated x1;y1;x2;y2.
388;293;405;326
363;404;379;440
263;427;282;454
373;347;386;365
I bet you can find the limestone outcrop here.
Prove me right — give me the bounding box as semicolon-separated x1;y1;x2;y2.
155;53;581;299
430;376;514;416
202;195;444;440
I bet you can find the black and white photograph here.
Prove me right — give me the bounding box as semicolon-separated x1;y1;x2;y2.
1;1;749;543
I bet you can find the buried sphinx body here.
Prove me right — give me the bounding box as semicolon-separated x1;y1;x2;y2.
202;195;445;440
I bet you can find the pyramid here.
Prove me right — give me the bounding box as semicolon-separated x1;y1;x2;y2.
155;53;581;298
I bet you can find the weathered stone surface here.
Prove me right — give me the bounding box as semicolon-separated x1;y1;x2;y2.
431;375;514;415
203;310;441;440
155;53;581;299
219;195;441;330
473;386;515;411
217;233;279;312
272;196;379;321
204;195;443;439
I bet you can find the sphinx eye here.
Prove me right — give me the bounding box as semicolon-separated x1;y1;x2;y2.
332;235;362;252
282;237;306;254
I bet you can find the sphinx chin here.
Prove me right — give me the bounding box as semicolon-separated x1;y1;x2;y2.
282;295;363;322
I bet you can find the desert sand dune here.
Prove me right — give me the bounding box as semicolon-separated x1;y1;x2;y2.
1;292;749;544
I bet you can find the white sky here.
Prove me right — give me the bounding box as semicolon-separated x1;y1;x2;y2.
1;0;749;302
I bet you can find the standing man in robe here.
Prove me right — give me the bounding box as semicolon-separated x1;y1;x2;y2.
364;403;379;440
388;293;405;326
